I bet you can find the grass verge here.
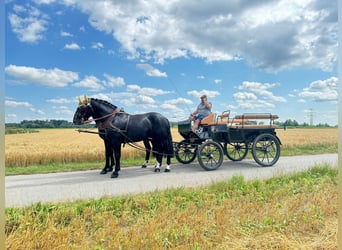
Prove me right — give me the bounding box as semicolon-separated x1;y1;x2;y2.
5;165;337;249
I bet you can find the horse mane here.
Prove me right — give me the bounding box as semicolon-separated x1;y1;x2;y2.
90;98;118;109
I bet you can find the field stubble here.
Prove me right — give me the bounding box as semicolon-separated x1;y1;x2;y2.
5;127;338;168
5;166;338;249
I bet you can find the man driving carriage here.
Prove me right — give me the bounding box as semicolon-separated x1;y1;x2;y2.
189;94;212;132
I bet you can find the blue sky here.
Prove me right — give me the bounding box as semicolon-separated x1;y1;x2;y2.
4;0;338;125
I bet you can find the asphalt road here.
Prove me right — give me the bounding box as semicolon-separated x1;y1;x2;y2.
5;153;337;208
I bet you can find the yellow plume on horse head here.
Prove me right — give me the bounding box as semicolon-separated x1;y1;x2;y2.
84;94;89;104
78;94;89;105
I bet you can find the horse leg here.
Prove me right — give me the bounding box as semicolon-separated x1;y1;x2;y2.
111;144;121;178
154;152;162;173
100;140;114;174
164;155;171;172
142;139;151;168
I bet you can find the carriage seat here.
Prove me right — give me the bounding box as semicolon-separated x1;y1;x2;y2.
200;112;215;125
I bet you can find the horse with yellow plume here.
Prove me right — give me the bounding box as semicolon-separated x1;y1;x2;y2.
76;95;115;174
73;95;174;178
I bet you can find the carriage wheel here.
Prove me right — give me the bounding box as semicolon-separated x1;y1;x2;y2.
224;142;248;161
175;140;197;164
252;133;280;167
197;141;223;171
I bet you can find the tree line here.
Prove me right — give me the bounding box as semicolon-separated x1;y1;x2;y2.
5;119;93;129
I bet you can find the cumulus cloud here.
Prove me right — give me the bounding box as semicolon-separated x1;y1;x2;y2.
187;90;221;99
299;76;338;101
57;0;337;72
104;74;125;87
60;31;73;37
47;98;72;104
5;99;45;116
238;81;287;102
73;75;105;91
126;84;170;96
91;42;104;49
234;81;286;110
8;4;49;43
136;64;167;77
5;100;32;108
121;94;156;109
64;43;82;50
5;64;79;87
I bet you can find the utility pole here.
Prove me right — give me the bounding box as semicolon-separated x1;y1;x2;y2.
308;108;315;126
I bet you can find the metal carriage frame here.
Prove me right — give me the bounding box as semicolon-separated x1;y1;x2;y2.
174;111;282;171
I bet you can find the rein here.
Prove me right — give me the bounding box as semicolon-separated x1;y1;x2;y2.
83;108;122;124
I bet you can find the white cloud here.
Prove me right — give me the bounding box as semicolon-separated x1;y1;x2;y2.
8;4;49;43
5;65;79;87
299;76;338;101
238;81;287;102
104;74;125;87
47;98;72;104
73;75;105;91
163;98;193;106
60;31;73;37
126;84;170;96
136;64;167;77
64;43;82;50
233;92;258;101
5;100;32;108
91;42;104;49
121;95;156;108
62;0;337;71
187;90;221;99
233;80;287;110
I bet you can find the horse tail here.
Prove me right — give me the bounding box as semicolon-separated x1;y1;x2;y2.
164;122;174;157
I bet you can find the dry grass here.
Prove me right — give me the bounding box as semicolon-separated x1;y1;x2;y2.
5;127;337;167
5;166;338;249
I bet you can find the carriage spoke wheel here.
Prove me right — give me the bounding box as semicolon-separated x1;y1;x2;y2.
224;142;248;161
252;133;280;167
197;141;223;171
175;140;197;164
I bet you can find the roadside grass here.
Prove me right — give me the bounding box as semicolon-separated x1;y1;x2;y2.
5;165;337;249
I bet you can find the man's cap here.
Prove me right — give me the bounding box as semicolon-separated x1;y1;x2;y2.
200;94;207;99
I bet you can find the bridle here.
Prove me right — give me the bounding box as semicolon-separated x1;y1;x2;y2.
81;106;123;124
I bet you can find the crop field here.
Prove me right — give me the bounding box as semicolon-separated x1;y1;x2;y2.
5;127;338;168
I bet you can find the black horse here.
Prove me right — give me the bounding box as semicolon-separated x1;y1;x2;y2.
76;97;115;174
73;98;174;178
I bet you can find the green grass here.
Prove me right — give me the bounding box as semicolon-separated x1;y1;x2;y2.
5;165;338;249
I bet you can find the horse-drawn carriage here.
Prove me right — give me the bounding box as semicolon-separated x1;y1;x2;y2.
174;111;281;171
74;96;281;178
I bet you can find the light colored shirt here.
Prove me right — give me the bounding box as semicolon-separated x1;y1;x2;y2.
197;102;211;117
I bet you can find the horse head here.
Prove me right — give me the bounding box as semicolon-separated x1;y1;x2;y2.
73;95;93;125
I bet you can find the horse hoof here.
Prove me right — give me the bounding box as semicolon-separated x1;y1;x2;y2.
142;165;147;168
111;172;119;178
100;170;107;175
154;168;160;173
164;169;170;172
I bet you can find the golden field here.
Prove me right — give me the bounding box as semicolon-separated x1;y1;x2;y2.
5;127;338;168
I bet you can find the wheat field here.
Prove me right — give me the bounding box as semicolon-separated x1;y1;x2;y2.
5;127;338;167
